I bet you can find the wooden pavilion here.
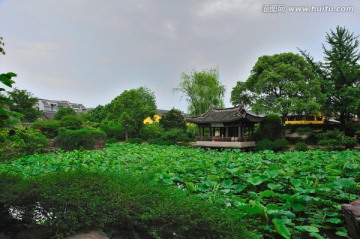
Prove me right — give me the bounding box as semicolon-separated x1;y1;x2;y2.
186;104;264;148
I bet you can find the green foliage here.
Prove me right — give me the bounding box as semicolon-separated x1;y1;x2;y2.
0;127;49;160
186;124;198;141
32;120;60;139
254;139;273;151
55;129;106;151
1;144;358;238
300;26;360;128
100;120;125;141
162;128;189;143
175;68;225;116
0;72;22;127
139;122;164;140
259;114;283;140
159;108;186;130
231;52;325;116
59;115;83;130
148;138;175;145
255;139;288;152
54;107;76;120
294;142;309;151
0;170;255;239
272;139;289;152
106;87;157;138
127;138;143;144
84;105;107;123
7;88;42;122
318;130;358;150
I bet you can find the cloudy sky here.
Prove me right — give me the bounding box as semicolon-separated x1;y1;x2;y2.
0;0;359;112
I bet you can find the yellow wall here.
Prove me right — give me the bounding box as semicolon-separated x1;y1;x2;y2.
143;114;161;124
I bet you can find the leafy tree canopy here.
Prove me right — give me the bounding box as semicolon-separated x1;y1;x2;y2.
7;88;42;122
231;52;326;116
159;108;186;130
54;107;76;121
175;68;225;116
300;26;360;128
106;87;157;138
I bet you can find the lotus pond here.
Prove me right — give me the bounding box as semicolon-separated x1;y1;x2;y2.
1;143;359;238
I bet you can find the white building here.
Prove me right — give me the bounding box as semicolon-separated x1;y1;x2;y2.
37;99;88;120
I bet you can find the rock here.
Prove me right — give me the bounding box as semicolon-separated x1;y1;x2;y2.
342;198;360;239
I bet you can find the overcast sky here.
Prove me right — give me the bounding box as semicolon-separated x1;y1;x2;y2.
0;0;359;112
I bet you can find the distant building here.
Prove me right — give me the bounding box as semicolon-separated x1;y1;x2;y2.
37;99;88;120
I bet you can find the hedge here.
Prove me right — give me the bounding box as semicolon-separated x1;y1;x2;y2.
55;129;106;151
0;170;256;239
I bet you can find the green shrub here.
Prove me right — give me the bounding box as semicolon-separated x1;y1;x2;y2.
186;124;198;141
148;138;175;145
100;120;125;141
59;115;83;130
159;108;186;130
259;114;283;140
0;127;49;160
32;120;60;139
294;142;309;151
127;138;143;144
55;129;106;151
139;122;164;140
105;137;117;144
272;139;289;152
318;130;358;150
342;137;358;149
0;171;255;239
254;139;273;151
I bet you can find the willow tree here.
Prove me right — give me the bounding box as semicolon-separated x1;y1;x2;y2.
176;68;225;116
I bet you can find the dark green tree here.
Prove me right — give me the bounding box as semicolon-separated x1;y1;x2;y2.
8;88;42;122
300;26;360;129
231;52;326;116
159;108;186;130
54;107;76;120
258;114;283;140
106;87;157;140
175;68;225;116
84;105;107;123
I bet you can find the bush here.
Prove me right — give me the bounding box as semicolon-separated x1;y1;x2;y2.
148;138;175;146
0;171;255;239
32;120;60;139
318;130;358;150
272;139;289;152
59;115;83;130
105;137;118;144
254;139;273;151
55;129;106;151
294;142;309;151
186;124;198;141
127;138;143;144
259;114;283;140
100;120;125;141
0;127;49;160
139;122;164;140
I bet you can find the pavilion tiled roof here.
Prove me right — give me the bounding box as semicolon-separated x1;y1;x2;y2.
186;105;263;124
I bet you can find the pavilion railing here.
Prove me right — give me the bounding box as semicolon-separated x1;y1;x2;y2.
196;136;255;142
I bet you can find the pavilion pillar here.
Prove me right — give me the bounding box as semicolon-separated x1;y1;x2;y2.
238;126;241;141
225;127;229;138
